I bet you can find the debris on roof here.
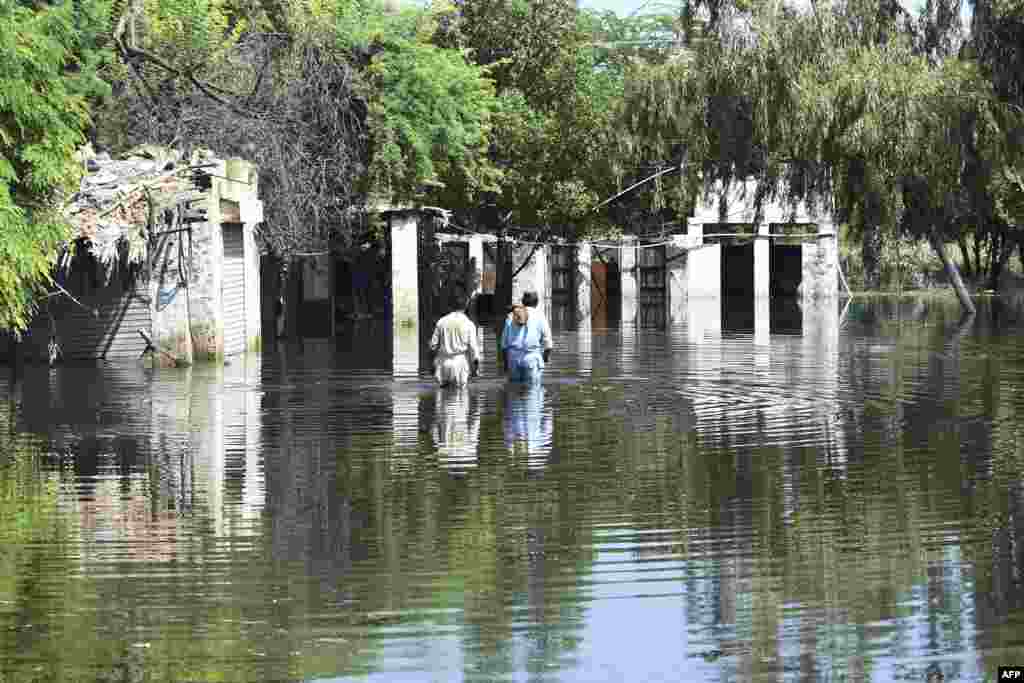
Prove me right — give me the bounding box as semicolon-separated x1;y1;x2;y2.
62;145;217;275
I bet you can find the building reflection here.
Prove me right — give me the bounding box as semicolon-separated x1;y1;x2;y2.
503;383;554;473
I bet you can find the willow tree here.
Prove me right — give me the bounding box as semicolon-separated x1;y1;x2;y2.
619;0;1019;312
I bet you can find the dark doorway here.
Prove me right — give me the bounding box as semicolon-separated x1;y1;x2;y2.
722;242;755;297
721;241;755;332
770;297;803;335
770;244;802;298
770;243;803;334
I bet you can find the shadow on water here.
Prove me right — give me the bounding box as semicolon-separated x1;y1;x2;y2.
2;294;1024;681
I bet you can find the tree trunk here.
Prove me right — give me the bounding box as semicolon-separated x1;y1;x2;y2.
957;235;973;277
988;233;1015;292
973;231;984;285
928;229;976;314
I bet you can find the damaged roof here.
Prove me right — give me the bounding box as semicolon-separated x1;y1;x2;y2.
61;145;217;272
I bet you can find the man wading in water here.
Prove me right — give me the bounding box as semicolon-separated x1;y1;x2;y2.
429;291;481;387
500;291;552;383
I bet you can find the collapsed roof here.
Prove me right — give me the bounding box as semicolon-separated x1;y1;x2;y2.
61;145;216;275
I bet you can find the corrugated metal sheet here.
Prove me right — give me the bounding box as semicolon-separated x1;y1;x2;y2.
223;225;246;355
24;269;151;363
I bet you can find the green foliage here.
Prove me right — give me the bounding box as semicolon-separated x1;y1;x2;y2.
0;0;111;332
365;22;499;204
141;0;246;68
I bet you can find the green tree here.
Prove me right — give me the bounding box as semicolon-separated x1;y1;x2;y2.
620;0;1021;311
0;0;111;333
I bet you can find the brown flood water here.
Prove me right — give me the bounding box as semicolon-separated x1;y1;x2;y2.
1;296;1024;682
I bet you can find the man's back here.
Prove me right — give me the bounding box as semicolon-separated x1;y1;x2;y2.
502;307;552;355
432;311;480;360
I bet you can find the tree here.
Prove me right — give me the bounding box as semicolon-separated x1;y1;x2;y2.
619;0;1021;311
96;0;498;261
0;0;111;334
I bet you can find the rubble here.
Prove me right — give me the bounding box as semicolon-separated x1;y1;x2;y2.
61;145;217;274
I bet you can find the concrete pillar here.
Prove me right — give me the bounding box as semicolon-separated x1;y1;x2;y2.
620;321;637;376
390;211;420;379
620;237;637;324
390;211;419;328
536;245;548;320
667;235;688;323
575;242;592;325
468;235;484;317
189;160;226;359
755;223;770;298
392;324;420;379
243;223;262;351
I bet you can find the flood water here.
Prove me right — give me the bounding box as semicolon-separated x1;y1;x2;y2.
2;296;1024;682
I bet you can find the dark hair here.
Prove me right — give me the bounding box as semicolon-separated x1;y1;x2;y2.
521;291;539;308
451;290;470;312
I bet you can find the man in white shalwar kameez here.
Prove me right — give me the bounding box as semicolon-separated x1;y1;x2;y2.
429;292;482;387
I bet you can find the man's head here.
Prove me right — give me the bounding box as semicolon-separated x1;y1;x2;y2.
521;291;539;308
450;290;470;313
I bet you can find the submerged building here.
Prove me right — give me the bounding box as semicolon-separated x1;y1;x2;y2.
5;148;264;366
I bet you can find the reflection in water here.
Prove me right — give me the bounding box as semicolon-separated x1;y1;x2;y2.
3;296;1024;682
430;386;481;473
503;383;553;472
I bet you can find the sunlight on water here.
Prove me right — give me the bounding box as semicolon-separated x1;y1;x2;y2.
1;296;1023;681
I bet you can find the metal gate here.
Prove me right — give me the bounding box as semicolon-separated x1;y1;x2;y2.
550;245;574;326
638;244;666;327
223;224;246;355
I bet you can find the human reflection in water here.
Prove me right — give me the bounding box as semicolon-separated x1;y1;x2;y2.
431;386;482;475
503;382;554;473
